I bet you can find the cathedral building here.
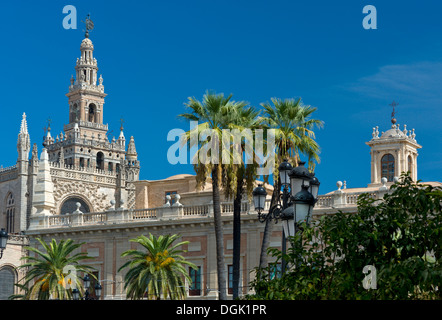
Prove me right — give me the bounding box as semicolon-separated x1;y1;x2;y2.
0;32;276;300
0;30;439;300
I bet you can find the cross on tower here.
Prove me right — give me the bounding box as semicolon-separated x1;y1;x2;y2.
47;118;52;131
120;118;125;131
389;101;398;124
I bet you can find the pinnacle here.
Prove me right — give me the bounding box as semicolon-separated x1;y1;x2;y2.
20;112;28;135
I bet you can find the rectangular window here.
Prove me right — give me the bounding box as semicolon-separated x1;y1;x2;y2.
189;266;201;296
228;265;234;295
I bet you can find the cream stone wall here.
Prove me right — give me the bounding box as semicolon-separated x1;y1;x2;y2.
0;235;28;299
25;211;281;300
134;174;212;209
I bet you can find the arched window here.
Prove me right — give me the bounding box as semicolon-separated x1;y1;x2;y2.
88;104;96;123
5;193;15;233
70;103;79;123
408;155;413;176
381;154;395;182
60;197;90;215
96;152;104;170
0;267;16;300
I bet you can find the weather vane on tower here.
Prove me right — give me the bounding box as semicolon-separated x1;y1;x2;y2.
389;100;398;124
81;13;94;38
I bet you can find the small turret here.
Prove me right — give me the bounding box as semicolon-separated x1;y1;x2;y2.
17;113;30;170
126;136;138;161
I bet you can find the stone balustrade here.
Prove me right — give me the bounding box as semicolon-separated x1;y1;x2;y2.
29;185;392;231
48;161;117;186
28;197;259;230
315;189;383;209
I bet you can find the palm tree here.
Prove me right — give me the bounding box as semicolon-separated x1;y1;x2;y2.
221;103;261;298
119;233;196;300
178;90;246;300
17;238;95;300
258;97;323;270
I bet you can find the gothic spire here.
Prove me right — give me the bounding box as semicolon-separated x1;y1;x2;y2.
126;136;138;161
17;112;31;166
19;112;28;135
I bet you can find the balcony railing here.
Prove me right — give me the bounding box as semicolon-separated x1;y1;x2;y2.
29;188;388;231
29;199;260;230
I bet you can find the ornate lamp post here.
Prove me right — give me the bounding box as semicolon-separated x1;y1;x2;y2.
0;228;8;259
253;160;320;273
252;160;293;222
72;274;102;300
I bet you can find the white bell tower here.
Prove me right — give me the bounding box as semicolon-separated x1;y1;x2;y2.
366;103;421;187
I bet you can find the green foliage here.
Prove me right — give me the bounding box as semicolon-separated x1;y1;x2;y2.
16;238;96;300
247;174;442;300
259;97;324;172
119;233;197;300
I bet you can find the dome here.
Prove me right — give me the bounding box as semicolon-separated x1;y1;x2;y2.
380;126;407;139
80;38;94;50
165;174;194;180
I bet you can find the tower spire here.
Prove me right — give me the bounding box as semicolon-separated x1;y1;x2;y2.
126;136;138;161
17;112;31;167
20;112;28;135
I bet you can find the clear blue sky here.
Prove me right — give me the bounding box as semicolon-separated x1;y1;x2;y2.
0;0;441;194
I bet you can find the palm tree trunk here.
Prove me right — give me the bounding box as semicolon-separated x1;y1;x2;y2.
258;177;281;270
232;168;244;299
212;164;227;300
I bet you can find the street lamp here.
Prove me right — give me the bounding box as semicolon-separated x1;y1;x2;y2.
0;228;8;259
72;288;80;300
94;282;102;299
289;161;312;195
83;274;91;291
72;274;102;300
309;176;321;200
252;184;267;216
252;160;319;272
280;184;316;238
252;159;294;223
278;159;293;188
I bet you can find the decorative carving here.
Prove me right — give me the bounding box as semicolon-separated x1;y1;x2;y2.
126;182;136;210
53;179;110;214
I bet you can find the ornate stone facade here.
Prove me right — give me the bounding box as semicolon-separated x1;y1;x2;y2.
0;30;439;301
0;33;143;298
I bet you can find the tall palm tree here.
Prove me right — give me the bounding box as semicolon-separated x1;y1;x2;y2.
17;238;95;300
258;97;323;270
119;233;196;300
221;103;261;298
178;90;245;300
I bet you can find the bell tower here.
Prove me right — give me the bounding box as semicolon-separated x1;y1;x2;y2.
36;15;141;213
65;32;107;139
43;16;127;172
366;102;421;187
